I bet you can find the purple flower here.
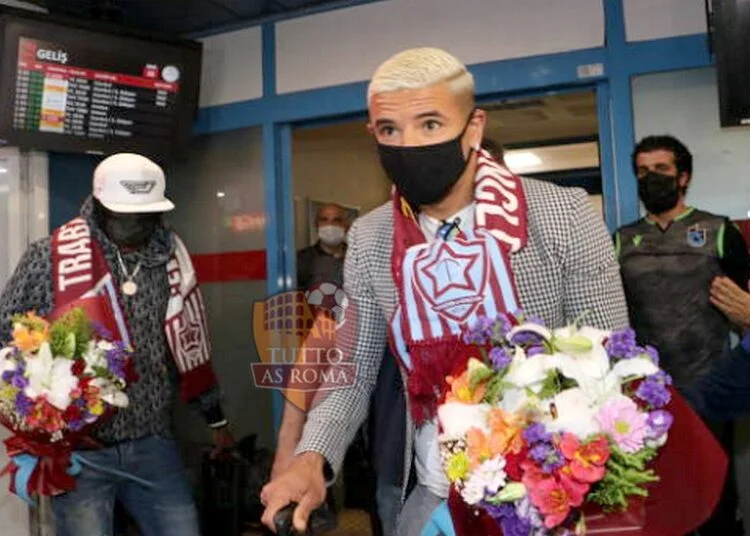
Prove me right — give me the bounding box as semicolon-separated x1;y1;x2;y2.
484;502;533;536
644;345;660;365
526;345;546;357
651;370;673;386
605;328;638;359
635;375;672;408
493;314;513;338
92;321;113;341
523;423;551;444
489;346;512;370
509;329;544;347
10;373;28;390
105;342;130;380
1;370;14;383
529;442;565;473
463;316;495;345
68;419;86;431
14;392;33;416
516;496;544;529
646;410;673;439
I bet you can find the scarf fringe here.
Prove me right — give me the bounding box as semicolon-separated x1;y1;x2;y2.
406;338;474;426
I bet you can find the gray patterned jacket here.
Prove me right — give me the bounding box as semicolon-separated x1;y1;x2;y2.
0;198;224;443
296;178;630;497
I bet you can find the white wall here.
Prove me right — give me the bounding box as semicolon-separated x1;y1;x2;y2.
623;0;707;41
198;26;263;107
196;0;715;107
632;68;750;220
276;0;605;94
292;124;391;248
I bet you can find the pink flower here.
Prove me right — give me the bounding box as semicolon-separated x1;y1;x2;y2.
595;396;648;453
528;473;587;528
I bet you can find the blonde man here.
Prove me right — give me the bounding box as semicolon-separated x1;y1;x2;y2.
261;47;628;535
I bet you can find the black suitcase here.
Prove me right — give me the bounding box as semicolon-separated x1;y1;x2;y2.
199;450;245;536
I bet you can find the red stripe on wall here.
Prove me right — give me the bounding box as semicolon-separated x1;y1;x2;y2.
191;250;267;283
734;219;750;249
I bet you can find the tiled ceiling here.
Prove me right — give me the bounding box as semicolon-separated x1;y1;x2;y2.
22;0;356;35
483;91;598;147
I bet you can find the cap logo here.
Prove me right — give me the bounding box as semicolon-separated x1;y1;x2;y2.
120;180;156;195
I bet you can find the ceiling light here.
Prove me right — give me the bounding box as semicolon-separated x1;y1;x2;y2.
216;191;226;198
504;151;542;169
0;167;7;174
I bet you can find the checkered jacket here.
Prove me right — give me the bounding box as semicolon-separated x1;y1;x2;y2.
296;178;629;494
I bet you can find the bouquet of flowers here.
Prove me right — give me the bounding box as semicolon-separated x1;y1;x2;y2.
436;312;724;535
0;308;136;503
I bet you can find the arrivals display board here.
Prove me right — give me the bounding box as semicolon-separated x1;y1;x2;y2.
0;11;202;159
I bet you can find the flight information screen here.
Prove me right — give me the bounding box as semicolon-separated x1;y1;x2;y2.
0;14;201;159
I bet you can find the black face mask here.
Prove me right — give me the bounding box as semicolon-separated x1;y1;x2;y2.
104;216;159;248
638;171;681;215
95;201;161;247
377;116;474;209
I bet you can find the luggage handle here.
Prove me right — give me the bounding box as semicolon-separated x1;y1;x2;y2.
274;502;337;535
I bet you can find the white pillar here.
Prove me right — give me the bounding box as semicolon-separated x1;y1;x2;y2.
0;147;31;536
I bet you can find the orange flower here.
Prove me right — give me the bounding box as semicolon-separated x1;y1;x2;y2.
466;427;491;469
445;371;486;404
12;313;50;352
559;433;610;483
487;407;526;455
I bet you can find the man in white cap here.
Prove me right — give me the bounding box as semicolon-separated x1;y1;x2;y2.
260;48;628;534
0;153;233;536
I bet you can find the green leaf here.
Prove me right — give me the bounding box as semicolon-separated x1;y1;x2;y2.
553;334;593;354
92;365;111;379
537;370;563;399
469;366;495;389
588;444;660;512
64;333;77;359
49;308;93;358
483;374;507;404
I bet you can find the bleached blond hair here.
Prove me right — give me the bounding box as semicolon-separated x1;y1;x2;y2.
367;47;475;105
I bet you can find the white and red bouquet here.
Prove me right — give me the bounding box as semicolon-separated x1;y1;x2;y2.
0;308;136;503
436;312;727;535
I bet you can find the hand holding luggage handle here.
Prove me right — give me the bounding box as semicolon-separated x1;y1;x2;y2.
273;502;337;536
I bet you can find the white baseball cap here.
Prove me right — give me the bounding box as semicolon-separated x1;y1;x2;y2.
93;153;175;213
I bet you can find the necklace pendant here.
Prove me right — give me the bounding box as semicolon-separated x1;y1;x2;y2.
121;280;138;296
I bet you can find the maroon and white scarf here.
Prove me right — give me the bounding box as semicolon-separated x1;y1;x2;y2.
390;149;528;424
51;217;217;401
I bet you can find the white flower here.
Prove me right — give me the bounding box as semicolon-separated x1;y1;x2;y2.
24;343;79;410
96;341;114;352
543;387;602;439
82;343;106;374
646;433;668;449
477;457;507;494
503;347;554;392
437;402;490;440
461;457;507;505
0;347;17;374
461;477;486;506
497;385;533;414
91;378;129;408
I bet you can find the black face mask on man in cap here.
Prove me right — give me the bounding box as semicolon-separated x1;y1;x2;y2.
93;198;162;249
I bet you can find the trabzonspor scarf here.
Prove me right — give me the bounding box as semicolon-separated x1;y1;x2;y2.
51;217;217;401
390;149;528;424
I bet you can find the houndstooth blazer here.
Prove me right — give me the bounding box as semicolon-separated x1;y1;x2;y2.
296;178;629;495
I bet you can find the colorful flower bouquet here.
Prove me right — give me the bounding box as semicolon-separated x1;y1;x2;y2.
436;312;727;535
0;308;136;503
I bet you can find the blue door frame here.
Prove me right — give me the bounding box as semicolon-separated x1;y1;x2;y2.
192;0;715;436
